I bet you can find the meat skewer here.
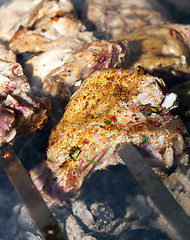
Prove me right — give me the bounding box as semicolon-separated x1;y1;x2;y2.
0;1;189;239
116;142;190;240
0;143;68;240
0;14;67;238
4;0;190;205
30;67;188;204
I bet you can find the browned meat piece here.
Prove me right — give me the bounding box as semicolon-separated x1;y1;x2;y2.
120;26;190;87
8;0;99;101
123;26;190;69
85;0;169;39
30;67;188;203
26;0;76;28
10;28;93;100
0;0;76;42
0;44;50;145
9;0;126;102
42;40;126;98
0;0;40;42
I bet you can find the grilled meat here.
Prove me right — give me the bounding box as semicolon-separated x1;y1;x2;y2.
123;26;190;69
13;32;94;99
26;0;76;28
85;1;190;85
0;0;40;42
9;0;125;102
0;0;76;42
30;67;188;203
85;0;169;39
0;43;50;145
8;0;93;99
42;40;126;98
121;25;190;87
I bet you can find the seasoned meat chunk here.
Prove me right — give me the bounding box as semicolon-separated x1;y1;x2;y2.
85;0;169;39
30;68;188;203
121;26;190;87
42;40;126;99
0;0;40;42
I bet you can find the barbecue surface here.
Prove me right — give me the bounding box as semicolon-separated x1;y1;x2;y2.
0;1;190;240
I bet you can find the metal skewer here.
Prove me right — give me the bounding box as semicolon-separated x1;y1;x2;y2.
0;143;68;240
116;142;190;240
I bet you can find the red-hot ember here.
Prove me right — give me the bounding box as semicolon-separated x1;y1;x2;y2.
4;152;10;158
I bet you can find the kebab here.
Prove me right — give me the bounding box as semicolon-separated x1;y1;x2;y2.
30;67;188;204
1;0;189;204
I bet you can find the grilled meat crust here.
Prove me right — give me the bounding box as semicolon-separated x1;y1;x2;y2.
30;68;188;203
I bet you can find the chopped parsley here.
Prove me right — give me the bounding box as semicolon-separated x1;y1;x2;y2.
139;105;159;116
69;147;81;160
141;137;149;144
86;160;100;164
150;107;159;113
104;119;111;126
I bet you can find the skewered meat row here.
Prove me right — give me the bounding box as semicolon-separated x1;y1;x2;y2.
30;67;188;203
9;0;126;102
0;43;50;146
0;0;189;205
8;0;93;100
8;0;190;102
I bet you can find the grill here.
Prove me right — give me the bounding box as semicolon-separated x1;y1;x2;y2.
0;1;190;240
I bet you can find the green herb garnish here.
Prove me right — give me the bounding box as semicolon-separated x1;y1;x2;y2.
69;147;81;160
150;107;159;113
104;119;111;126
139;105;159;116
141;137;149;144
139;105;152;116
86;160;100;164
